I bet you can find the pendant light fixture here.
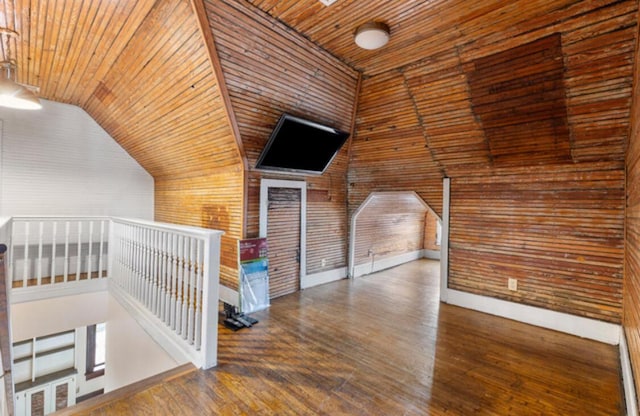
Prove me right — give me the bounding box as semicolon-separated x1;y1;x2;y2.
0;28;41;110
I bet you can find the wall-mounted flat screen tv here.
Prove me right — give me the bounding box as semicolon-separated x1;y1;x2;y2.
255;113;350;175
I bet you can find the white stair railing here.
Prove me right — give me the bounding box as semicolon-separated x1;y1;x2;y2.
8;216;110;291
109;218;222;369
0;216;223;370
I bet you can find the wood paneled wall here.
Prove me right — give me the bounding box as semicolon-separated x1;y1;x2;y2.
424;210;440;252
450;163;624;323
154;168;244;289
399;1;635;175
352;193;430;267
349;71;445;217
203;0;359;276
81;0;245;290
350;0;633;323
624;12;640;407
442;2;633;323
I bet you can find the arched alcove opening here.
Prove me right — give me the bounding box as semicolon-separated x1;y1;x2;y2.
349;191;440;278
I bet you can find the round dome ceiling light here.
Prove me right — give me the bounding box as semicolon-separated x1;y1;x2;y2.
354;21;390;50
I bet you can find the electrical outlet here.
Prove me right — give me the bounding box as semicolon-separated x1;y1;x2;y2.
321;259;326;267
508;278;518;291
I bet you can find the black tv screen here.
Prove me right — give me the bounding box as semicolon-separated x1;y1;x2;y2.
255;113;350;175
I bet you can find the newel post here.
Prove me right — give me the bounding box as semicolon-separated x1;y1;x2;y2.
200;230;222;369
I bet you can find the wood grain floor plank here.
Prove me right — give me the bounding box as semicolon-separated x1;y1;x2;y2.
61;259;623;415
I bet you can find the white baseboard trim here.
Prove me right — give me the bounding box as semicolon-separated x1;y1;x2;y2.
422;249;441;260
353;250;424;278
301;267;347;289
621;328;639;416
10;278;108;304
446;289;621;345
219;284;239;307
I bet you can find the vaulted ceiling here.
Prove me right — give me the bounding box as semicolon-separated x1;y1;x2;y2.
0;0;636;181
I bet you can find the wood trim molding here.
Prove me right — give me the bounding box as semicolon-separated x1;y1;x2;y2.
346;72;362;169
259;179;307;283
620;328;639;416
440;177;450;303
446;289;621;345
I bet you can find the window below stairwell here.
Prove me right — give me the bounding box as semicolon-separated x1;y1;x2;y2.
85;323;105;380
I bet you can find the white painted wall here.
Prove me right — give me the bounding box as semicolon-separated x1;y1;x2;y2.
104;294;184;392
0;99;153;218
11;292;183;395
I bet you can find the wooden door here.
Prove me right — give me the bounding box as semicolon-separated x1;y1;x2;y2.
267;187;301;299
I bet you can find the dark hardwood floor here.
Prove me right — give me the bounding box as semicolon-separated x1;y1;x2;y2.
61;259;623;415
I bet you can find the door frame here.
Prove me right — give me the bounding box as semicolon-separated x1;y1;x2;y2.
259;179;307;285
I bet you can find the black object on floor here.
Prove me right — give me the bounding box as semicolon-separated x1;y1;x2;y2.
234;315;253;328
239;313;259;325
223;317;244;331
221;302;259;331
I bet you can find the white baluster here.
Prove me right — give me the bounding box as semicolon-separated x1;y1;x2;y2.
180;235;187;337
142;226;148;305
164;231;172;326
195;238;203;350
153;229;160;316
112;222;119;284
129;225;134;291
170;233;178;330
37;221;43;286
131;225;137;296
180;235;188;337
180;237;189;338
76;221;82;282
150;229;156;309
122;224;127;289
150;229;156;314
135;226;142;300
88;221;94;280
22;222;29;287
145;227;151;308
126;224;132;291
166;232;172;327
141;227;146;304
120;223;126;286
98;220;105;279
107;222;114;283
51;221;57;285
139;227;144;303
64;222;70;283
160;231;168;322
127;224;132;291
176;235;184;335
187;237;196;344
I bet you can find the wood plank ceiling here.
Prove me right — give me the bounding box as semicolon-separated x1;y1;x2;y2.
249;0;635;176
0;0;242;179
0;0;634;192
